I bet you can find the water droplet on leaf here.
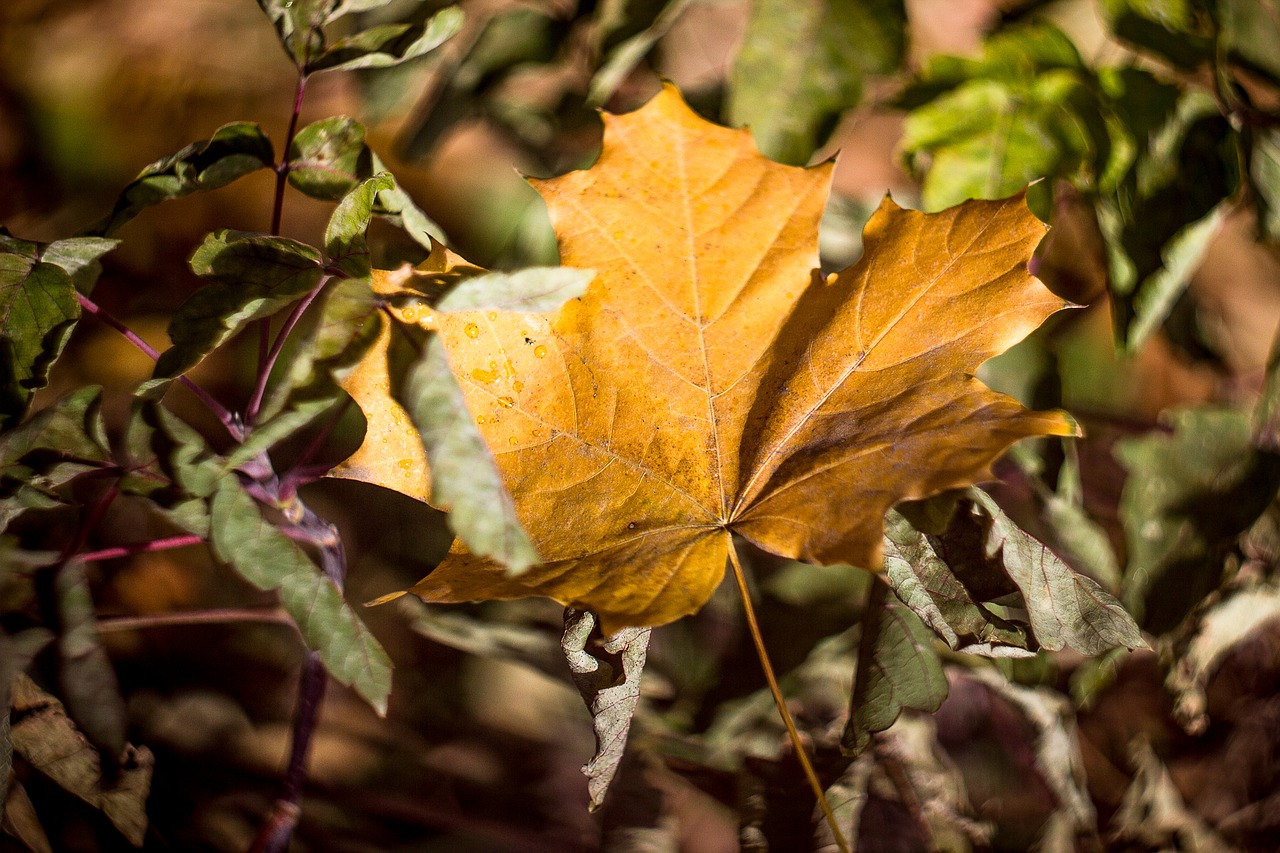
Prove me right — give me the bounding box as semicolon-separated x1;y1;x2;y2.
464;323;480;339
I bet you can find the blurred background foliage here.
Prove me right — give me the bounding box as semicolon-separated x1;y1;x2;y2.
5;0;1280;850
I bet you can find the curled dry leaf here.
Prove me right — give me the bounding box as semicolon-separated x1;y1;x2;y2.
8;674;153;846
562;608;652;811
338;84;1076;633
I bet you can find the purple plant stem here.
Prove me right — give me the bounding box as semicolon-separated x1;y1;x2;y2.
272;72;308;237
252;509;342;853
244;274;332;424
77;292;244;441
249;654;326;853
254;71;310;402
78;534;206;563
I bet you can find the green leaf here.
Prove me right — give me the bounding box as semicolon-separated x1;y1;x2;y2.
52;561;127;759
306;7;464;73
89;123;274;236
395;332;539;573
588;0;698;108
904;20;1085;100
1040;449;1124;592
0;254;79;427
256;273;383;427
1094;66;1182;192
287;116;372;201
128;402;392;710
883;509;1034;656
326;173;395;278
434;266;594;312
150;232;326;384
1099;0;1215;69
730;0;904;165
1249;125;1280;243
903;72;1095;212
330;0;397;14
1116;407;1280;633
0;233;119;296
373;169;448;251
0;388;110;531
562;608;651;811
285;120;446;248
898;24;1105;212
1219;0;1280;86
965;489;1145;655
0;386;109;465
8;674;153;846
256;0;330;67
1125;201;1227;347
1095;92;1238;349
383;265;592;571
207;477;392;712
124;402;222;499
843;578;948;756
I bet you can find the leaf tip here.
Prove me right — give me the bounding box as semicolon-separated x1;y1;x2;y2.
365;590;407;607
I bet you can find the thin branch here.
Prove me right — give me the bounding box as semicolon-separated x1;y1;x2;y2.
727;543;852;853
256;70;310;395
97;607;297;634
78;534;205;563
77;292;244;441
272;72;308;237
245;274;332;425
77;293;160;360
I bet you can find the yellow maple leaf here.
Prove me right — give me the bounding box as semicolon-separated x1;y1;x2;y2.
333;84;1076;634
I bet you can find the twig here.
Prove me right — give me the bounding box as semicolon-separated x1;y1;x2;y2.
97;607;297;634
77;292;243;441
78;534;205;563
254;69;310;410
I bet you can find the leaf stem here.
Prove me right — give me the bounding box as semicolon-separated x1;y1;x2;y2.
726;543;851;853
76;292;244;440
78;534;205;563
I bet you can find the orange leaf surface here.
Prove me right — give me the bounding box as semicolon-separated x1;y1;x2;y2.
336;85;1076;634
